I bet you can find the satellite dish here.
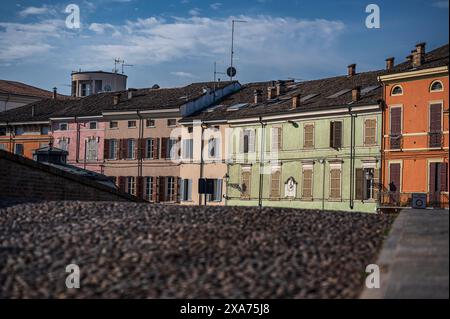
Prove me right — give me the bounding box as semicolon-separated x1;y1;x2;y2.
227;67;237;78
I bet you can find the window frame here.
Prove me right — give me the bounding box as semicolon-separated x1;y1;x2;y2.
363;117;377;146
109;121;118;129
127;120;137;128
146;119;155;128
167;119;177;127
301;167;314;200
86;137;98;162
303;123;315;149
430;80;444;92
127;176;136;195
329;166;342;201
109;139;118;160
59;123;68;131
391;85;404;96
127;139;136;159
89;121;98;130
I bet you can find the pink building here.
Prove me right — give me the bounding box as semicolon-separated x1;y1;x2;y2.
51;117;106;173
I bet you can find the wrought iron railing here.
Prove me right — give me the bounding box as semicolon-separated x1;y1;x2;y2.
380;191;449;208
428;132;443;148
389;134;403;150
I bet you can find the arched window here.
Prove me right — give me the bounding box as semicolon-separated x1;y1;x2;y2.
391;85;403;96
430;80;443;92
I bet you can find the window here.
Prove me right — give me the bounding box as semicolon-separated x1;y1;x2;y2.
109;121;118;129
430;80;443;92
304;124;314;149
0;144;5;150
86;138;98;161
80;83;91;96
429;163;448;204
364;119;377;146
89;122;98;130
41;126;50;135
145;139;154;159
145;177;154;201
241;129;255;154
109;139;117;160
128;121;137;128
241;168;251;199
272;127;282;152
146;119;155;127
208;138;218;158
180;179;193;202
330;121;343;149
390;107;402;150
182;139;193;159
59;123;68;131
127;139;136;159
0;127;6;136
168;138;177;159
391;85;403;96
207;179;223;202
270;169;281;199
15;144;24;156
356;168;377;200
95;80;102;93
302;169;313;199
166;177;176;201
429;103;442;148
167;119;177;127
58;138;68;151
330;169;342;200
127;176;136;195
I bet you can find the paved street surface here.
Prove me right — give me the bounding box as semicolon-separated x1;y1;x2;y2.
0;201;394;298
361;209;449;299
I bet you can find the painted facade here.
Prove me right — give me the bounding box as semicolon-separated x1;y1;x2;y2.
379;44;449;208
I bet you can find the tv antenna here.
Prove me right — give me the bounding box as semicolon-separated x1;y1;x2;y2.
113;58;124;73
121;63;134;74
214;62;226;83
229;19;247;81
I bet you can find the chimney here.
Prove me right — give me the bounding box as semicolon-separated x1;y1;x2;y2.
254;89;263;104
352;86;361;102
406;54;413;63
52;87;57;100
113;94;121;105
31;104;35;117
275;80;285;96
413;42;426;67
127;88;137;100
348;64;356;77
386;57;395;71
267;86;277;100
292;93;301;109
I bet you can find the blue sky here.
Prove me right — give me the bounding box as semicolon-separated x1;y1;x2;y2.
0;0;448;95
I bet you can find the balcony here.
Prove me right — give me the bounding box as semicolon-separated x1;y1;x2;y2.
389;134;403;150
380;191;449;209
428;132;443;148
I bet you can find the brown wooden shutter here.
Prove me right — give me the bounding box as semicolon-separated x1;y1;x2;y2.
152;176;159;202
175;177;181;203
440;163;448;192
355;168;364;200
390;108;402;135
302;170;313;199
118;176;126;192
139;139;146;159
430;104;442;132
270;170;281;199
334;122;342;148
304;125;314;148
161;138;168;159
159;177;166;202
104;139;110;159
330;169;341;199
330;121;335;148
153;138;160;159
136;176;144;199
122;139;129;159
389;163;401;192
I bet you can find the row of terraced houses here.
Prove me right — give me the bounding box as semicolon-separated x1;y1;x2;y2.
1;43;448;212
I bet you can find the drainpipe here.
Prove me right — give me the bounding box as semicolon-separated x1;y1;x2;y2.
83;139;87;169
348;105;356;210
137;111;144;180
258;117;266;209
379;99;386;212
321;158;326;211
75;117;80;163
199;121;207;206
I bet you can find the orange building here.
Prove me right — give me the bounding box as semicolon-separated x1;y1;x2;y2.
379;43;449;209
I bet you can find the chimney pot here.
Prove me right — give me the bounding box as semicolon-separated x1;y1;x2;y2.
413;42;426;67
53;87;57;100
254;89;263;104
127;88;137;100
352;86;361;102
267;86;276;100
292;93;301;109
113;94;121;105
386;57;395;70
275;80;286;96
348;64;356;77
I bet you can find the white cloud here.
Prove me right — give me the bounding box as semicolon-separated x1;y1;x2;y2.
210;3;222;10
171;71;197;78
432;0;449;8
189;8;201;16
19;6;50;17
89;23;121;36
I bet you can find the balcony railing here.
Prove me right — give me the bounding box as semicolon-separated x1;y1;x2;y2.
380;191;449;208
389;134;403;150
428;132;443;148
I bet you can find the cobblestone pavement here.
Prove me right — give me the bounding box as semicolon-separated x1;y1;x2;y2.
0;201;395;299
361;209;449;299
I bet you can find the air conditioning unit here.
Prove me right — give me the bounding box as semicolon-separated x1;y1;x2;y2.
412;193;427;209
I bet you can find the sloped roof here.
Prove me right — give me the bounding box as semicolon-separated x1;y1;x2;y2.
0;80;67;99
0;81;236;123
